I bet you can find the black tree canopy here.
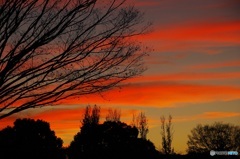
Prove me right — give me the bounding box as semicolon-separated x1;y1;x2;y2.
68;121;159;159
0;118;65;159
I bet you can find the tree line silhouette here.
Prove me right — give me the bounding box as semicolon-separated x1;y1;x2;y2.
0;105;239;159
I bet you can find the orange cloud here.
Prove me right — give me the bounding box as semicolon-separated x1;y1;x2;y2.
150;21;240;41
2;71;239;127
56;81;240;109
126;72;240;84
122;83;240;106
200;112;240;119
175;111;240;122
188;60;240;70
137;21;240;52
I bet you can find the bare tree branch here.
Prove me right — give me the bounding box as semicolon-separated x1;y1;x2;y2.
131;111;149;139
105;108;121;122
0;0;151;119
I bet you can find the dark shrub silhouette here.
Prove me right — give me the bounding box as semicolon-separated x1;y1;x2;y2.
67;121;159;159
0;118;65;159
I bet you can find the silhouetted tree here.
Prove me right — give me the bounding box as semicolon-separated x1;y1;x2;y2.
187;122;240;154
0;118;65;159
0;0;150;119
80;105;100;136
105;108;121;122
67;120;159;159
160;115;174;154
132;111;149;139
130;138;159;159
81;105;100;126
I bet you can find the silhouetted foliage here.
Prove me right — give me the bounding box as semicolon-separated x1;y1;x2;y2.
0;0;150;119
0;118;65;159
160;115;174;155
67;121;159;159
81;105;100;126
187;122;240;155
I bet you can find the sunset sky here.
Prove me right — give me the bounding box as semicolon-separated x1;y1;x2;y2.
1;0;240;154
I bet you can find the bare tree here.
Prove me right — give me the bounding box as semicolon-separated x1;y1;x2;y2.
0;0;150;119
137;112;149;139
105;108;121;122
132;111;149;139
187;122;240;154
160;115;174;154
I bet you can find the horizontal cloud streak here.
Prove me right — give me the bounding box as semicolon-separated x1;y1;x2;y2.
175;111;240;122
187;60;240;70
140;21;240;50
58;81;240;108
127;72;240;83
